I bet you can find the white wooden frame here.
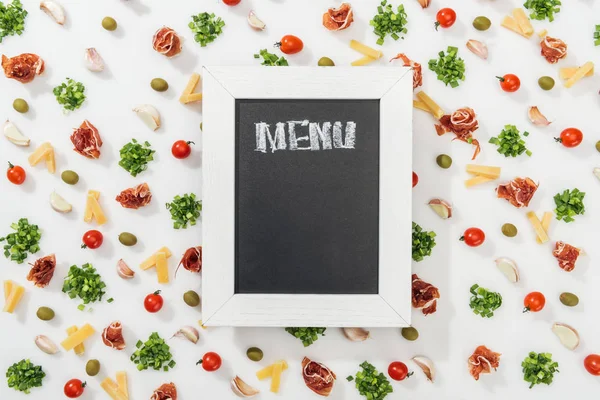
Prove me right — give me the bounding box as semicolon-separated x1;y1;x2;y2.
202;67;413;327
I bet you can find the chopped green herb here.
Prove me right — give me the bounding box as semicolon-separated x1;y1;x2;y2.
0;218;41;264
412;222;436;262
523;0;561;22
118;139;155;177
52;78;86;112
285;327;326;347
0;0;27;43
188;12;224;47
62;263;107;309
489;124;532;157
254;49;289;66
107;298;114;303
522;352;559;388
6;359;45;394
351;361;393;400
595;25;600;46
346;375;354;382
370;0;408;45
130;332;175;371
553;188;585;223
165;193;202;229
428;46;465;88
469;284;502;318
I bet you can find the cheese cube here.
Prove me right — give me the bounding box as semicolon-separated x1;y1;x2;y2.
45;148;56;174
88;194;107;225
83;190;101;223
536;212;553;244
565;62;595;88
270;361;284;393
413;100;433;115
155;252;169;284
465;175;494;188
560;66;594;80
416;91;444;120
351;55;377;66
101;377;128;400
466;165;501;179
139;247;172;270
61;323;95;352
3;283;24;313
513;8;533;36
350;40;383;59
527;211;549;244
4;280;14;301
66;326;85;355
28;143;52;166
257;360;289;380
116;371;128;399
501;16;531;38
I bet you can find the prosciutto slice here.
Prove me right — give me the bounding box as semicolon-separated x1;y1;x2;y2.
152;27;182;58
151;383;177;400
541;36;567;64
2;53;45;83
115;183;152;209
412;274;440;315
27;254;56;288
177;246;202;274
553;241;580;272
435;108;481;160
468;345;501;380
322;3;354;31
101;321;126;350
70;120;102;159
390;53;422;89
496;177;538;208
302;357;336;397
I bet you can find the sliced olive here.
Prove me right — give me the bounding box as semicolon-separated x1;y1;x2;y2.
13;98;29;113
246;347;264;362
150;78;169;92
102;16;117;31
61;170;79;185
401;326;419;341
36;306;55;321
501;223;518;237
86;359;101;376
473;16;491;31
538;76;555;91
436;154;452;169
183;290;200;307
318;57;335;66
118;232;137;246
559;292;579;307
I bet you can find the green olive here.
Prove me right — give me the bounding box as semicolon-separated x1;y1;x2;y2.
86;359;101;376
246;347;264;362
595;140;600;153
183;290;200;307
401;326;419;341
436;154;452;169
559;292;579;307
36;306;55;321
61;170;79;185
13;98;29;113
150;78;169;92
318;57;335;67
472;16;491;31
538;76;555;91
200;122;203;131
501;223;518;237
118;232;137;246
102;16;117;31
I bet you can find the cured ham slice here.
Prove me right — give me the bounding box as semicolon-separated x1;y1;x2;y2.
151;383;177;400
322;3;354;31
115;183;152;209
177;246;202;274
27;254;56;288
496;177;538;208
2;53;45;83
553;241;580;272
302;357;336;397
541;36;567;64
412;274;440;315
153;27;182;58
101;321;126;350
70;120;102;159
468;345;501;380
435;108;481;160
390;53;422;89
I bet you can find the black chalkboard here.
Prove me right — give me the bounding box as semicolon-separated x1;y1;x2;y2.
235;99;380;294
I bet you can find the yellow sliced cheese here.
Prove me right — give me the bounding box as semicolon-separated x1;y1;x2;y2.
501;16;531;38
270;360;284;393
538;29;548;38
28;143;52;166
351;55;376;66
61;323;95;351
4;280;14;301
350;40;383;59
465;175;494;187
88;194;107;225
560;66;594;80
140;247;173;270
415;91;444;120
83;190;101;223
180;92;203;104
256;360;289;380
512;8;533;37
101;377;128;400
527;211;549;244
66;326;85;355
565;62;595;88
413;100;432;114
3;284;24;313
180;73;201;101
466;164;501;179
536;212;553;244
155;252;169;284
116;371;128;399
45;148;56;174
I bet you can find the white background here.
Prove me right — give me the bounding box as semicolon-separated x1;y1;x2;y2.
1;0;599;399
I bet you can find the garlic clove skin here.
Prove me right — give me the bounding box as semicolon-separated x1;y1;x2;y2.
3;120;30;146
117;259;135;279
40;1;65;25
552;323;580;350
35;335;59;354
231;376;260;398
133;105;161;131
412;355;435;382
50;191;73;213
341;327;370;342
528;106;552;127
84;48;105;72
466;39;488;60
495;257;519;283
247;10;266;30
428;199;452;219
594;168;600;181
172;326;199;344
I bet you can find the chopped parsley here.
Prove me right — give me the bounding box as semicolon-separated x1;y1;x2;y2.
554;188;585;223
6;359;45;394
254;49;289;66
522;352;559;388
130;332;175;371
0;218;41;264
189;12;224;47
370;0;408;45
523;0;561;22
285;327;326;347
119;139;155;177
469;284;502;318
428;46;465;88
165;193;202;229
62;263;107;309
351;361;393;400
412;222;436;262
53;78;86;112
0;0;27;43
489;124;531;157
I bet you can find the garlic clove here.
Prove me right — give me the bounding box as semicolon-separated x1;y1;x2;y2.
495;257;519;283
117;259;135;279
84;48;105;72
172;326;199;344
3;120;30;146
247;10;266;30
528;106;552;127
341;327;370;342
428;199;452;219
231;376;260;398
133;105;161;131
466;39;488;60
50;191;73;213
594;168;600;181
40;1;65;25
412;355;435;382
552;322;580;350
416;0;430;8
35;335;59;354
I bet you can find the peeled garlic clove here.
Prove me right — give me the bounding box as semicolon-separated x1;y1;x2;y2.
117;259;135;279
35;335;59;354
528;106;552;127
552;322;580;350
247;10;266;30
50;191;72;213
594;168;600;181
495;257;519;283
133;105;161;131
3;120;30;146
40;1;65;25
466;39;488;60
172;326;199;344
84;48;105;72
342;327;370;342
412;355;435;382
416;0;430;8
428;199;452;219
231;376;260;398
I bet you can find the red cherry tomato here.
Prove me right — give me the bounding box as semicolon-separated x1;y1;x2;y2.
275;35;303;54
172;140;194;159
197;352;222;371
412;171;418;188
81;230;103;249
584;354;600;376
222;0;241;5
64;379;86;398
435;8;456;30
7;162;26;185
388;361;412;381
144;290;164;313
496;74;520;92
460;227;485;247
523;291;545;313
556;128;583;148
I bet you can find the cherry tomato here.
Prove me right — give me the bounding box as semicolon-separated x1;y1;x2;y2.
222;0;241;5
7;162;26;185
275;35;303;55
172;140;194;159
64;379;86;398
435;8;456;30
412;171;418;188
523;291;545;313
496;74;520;92
460;227;485;247
556;128;583;148
81;230;103;249
388;361;413;381
197;352;222;371
144;290;164;313
584;354;600;376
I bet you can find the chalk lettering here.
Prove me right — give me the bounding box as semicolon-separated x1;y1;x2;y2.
288;120;311;151
255;122;287;153
255;121;356;152
309;122;332;150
